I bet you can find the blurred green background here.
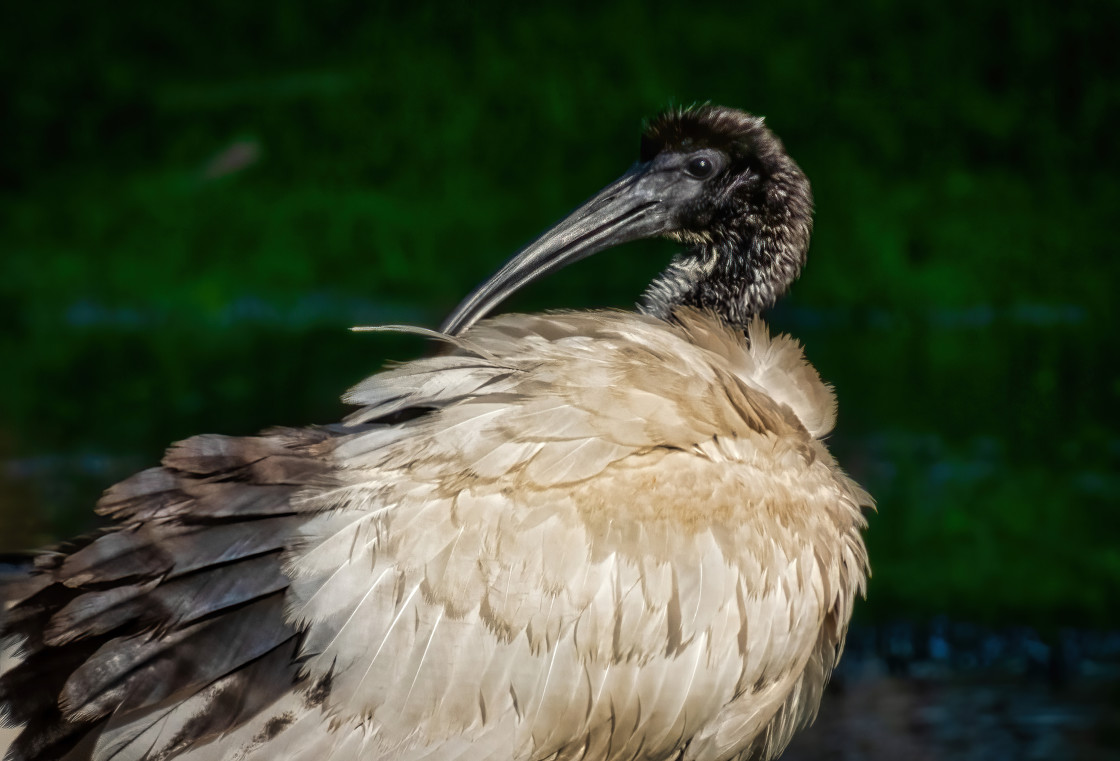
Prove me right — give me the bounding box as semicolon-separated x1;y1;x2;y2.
1;0;1117;632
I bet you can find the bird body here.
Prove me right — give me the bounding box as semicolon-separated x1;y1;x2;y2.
2;107;872;761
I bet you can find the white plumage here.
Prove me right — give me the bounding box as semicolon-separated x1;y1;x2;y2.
103;312;867;761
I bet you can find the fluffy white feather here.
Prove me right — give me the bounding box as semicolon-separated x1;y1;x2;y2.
224;309;872;761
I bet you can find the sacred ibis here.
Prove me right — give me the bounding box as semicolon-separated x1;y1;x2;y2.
0;105;871;761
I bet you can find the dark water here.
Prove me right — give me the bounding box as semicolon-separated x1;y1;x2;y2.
786;624;1120;760
788;673;1119;761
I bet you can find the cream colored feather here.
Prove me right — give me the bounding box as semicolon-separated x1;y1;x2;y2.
133;308;871;761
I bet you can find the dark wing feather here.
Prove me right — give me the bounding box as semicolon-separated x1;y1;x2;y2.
44;552;288;647
60;594;295;723
58;514;304;587
0;427;341;761
94;638;302;761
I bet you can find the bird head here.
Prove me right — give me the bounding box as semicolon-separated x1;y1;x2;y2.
441;105;813;335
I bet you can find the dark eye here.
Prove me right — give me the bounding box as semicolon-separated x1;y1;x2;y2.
685;156;715;179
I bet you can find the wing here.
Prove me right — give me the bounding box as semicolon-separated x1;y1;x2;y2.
253;311;871;761
0;428;341;761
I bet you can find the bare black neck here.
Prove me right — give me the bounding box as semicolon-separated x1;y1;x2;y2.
640;216;810;330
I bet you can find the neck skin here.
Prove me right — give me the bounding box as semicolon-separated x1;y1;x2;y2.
639;223;807;330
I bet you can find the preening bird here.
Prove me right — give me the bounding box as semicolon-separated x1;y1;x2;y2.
0;105;871;761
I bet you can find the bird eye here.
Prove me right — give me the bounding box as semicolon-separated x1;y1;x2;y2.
684;156;715;179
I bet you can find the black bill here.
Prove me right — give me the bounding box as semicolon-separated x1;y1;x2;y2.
440;162;680;336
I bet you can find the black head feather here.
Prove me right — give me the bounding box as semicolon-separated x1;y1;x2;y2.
641;105;778;162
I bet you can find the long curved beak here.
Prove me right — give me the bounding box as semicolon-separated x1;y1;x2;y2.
440;163;675;336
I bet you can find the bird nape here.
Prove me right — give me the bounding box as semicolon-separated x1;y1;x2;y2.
0;105;871;761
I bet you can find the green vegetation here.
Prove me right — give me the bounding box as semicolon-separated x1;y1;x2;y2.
1;0;1117;626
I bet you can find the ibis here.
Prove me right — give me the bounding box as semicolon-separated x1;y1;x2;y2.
0;105;872;761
